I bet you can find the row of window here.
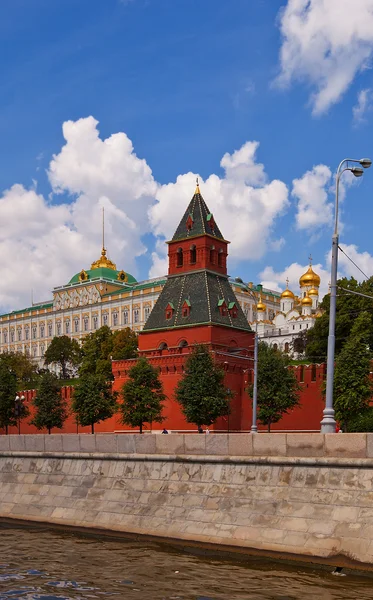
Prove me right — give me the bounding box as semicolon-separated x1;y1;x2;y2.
0;307;152;344
176;246;224;268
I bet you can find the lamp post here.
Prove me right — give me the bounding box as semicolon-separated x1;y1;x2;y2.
244;288;259;433
14;395;25;434
321;157;371;433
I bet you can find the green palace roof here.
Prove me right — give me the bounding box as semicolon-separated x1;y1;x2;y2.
68;267;137;285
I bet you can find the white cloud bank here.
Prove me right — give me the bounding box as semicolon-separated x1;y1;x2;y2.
276;0;373;115
1;116;372;313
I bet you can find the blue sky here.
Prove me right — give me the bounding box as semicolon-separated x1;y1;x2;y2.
1;0;373;311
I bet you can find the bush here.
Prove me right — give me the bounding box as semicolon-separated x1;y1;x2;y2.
348;409;373;433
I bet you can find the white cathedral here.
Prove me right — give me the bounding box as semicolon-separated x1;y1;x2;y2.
252;261;322;354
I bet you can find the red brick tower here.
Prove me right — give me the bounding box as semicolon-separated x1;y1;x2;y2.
131;182;255;431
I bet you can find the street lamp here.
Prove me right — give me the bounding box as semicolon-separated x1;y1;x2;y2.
244;287;259;433
321;157;371;433
14;395;25;434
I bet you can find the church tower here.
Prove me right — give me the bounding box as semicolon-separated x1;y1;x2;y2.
139;182;253;354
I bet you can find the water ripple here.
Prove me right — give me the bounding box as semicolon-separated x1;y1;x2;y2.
0;522;371;599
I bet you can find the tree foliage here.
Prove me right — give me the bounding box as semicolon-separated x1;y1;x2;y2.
0;351;38;389
121;357;165;433
333;311;373;432
306;276;373;362
112;328;138;361
175;345;231;427
72;373;118;433
0;363;18;434
253;342;300;432
348;408;373;433
80;326;137;380
31;372;67;434
44;336;82;379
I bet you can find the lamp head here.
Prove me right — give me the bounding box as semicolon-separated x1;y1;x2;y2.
351;166;364;177
360;158;372;169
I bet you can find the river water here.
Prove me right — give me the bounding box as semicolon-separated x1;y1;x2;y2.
0;523;372;600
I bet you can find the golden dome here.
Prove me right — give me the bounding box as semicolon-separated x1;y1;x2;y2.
256;294;266;312
299;264;320;288
308;287;318;296
281;279;294;299
301;295;312;306
91;247;117;271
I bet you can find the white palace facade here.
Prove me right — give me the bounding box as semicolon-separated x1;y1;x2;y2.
0;241;284;366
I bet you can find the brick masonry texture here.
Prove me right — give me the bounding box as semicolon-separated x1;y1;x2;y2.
1;433;373;565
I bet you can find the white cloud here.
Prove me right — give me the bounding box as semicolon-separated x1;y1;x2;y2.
292;164;333;231
276;0;373;115
149;141;289;271
352;88;373;123
0;117;158;312
336;243;373;279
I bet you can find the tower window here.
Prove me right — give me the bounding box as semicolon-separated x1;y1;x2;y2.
177;247;183;267
190;245;196;264
218;249;224;267
210;245;216;264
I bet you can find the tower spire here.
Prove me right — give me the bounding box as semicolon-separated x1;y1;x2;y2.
102;206;105;251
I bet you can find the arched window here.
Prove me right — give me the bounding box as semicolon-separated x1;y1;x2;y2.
190;245;196;264
158;342;168;353
218;249;224;267
177;247;183;267
178;339;188;348
210;245;215;264
284;342;289;353
273;343;278;351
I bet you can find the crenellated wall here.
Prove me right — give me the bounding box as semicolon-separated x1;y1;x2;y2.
1;433;373;567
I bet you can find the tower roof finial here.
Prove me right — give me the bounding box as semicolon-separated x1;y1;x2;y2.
309;253;312;265
195;177;200;195
102;206;105;252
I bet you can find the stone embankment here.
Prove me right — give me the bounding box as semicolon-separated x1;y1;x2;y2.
1;433;373;567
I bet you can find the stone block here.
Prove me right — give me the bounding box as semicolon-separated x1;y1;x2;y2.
62;435;80;453
135;434;156;454
0;436;10;451
24;435;45;452
366;434;373;458
45;435;63;452
117;435;136;454
184;434;206;455
155;434;185;455
95;434;118;453
286;434;324;457
206;434;228;455
253;433;286;457
228;434;253;456
325;433;367;458
79;434;96;453
9;435;26;451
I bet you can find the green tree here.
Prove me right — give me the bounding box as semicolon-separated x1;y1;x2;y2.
348;408;373;433
112;328;138;360
31;372;67;434
333;311;373;432
121;357;165;433
306;276;373;362
0;363;18;434
0;351;38;389
253;342;300;432
80;326;114;380
72;373;118;433
44;336;82;379
175;345;231;428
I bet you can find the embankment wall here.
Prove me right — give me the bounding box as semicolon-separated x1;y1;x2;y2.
1;433;373;566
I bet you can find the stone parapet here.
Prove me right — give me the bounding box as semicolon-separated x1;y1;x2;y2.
1;433;372;459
